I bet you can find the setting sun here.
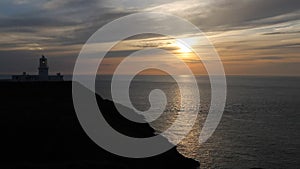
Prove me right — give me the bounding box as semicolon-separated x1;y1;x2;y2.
176;40;192;53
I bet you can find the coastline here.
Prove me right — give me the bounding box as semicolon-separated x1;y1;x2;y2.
0;81;199;169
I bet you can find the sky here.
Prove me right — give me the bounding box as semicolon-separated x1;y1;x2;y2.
0;0;299;76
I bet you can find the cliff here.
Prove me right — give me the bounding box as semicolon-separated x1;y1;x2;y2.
0;81;199;169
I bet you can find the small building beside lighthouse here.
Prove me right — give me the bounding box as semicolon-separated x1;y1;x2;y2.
12;55;63;81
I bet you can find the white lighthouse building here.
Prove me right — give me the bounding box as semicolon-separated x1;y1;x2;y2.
38;55;49;81
12;55;63;81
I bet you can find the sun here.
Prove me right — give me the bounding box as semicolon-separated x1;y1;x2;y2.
176;40;192;53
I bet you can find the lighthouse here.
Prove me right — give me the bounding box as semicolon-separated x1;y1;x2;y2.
38;55;49;81
12;55;63;81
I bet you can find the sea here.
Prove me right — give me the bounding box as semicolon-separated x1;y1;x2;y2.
3;75;300;169
94;75;300;169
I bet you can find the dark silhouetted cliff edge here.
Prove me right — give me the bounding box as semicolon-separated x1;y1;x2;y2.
0;82;199;169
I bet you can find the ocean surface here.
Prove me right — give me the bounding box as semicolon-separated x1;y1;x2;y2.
94;75;300;169
2;75;299;168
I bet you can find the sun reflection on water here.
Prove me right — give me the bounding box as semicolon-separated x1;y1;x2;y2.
147;76;211;163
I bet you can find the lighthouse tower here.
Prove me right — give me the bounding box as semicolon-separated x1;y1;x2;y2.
38;55;49;81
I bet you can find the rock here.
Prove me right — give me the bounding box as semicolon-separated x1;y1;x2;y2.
0;82;199;169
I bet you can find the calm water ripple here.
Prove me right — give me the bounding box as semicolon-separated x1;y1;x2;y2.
95;75;300;169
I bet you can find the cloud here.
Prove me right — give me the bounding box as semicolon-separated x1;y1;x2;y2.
147;0;300;31
262;30;300;35
0;0;299;75
0;15;76;28
0;0;134;51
